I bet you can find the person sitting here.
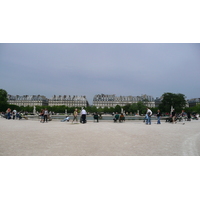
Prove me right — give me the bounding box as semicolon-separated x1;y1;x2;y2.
61;116;70;122
93;113;99;122
113;112;119;122
119;113;125;122
18;112;22;120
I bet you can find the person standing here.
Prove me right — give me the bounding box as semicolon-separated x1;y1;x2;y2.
171;109;176;123
146;107;152;125
157;109;161;124
187;111;191;121
72;108;78;123
43;108;48;123
80;107;87;124
180;110;186;124
40;109;44;123
6;108;11;119
13;109;17;120
180;110;186;122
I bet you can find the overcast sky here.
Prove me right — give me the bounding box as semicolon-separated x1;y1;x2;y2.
1;1;200;197
1;1;200;105
0;43;199;104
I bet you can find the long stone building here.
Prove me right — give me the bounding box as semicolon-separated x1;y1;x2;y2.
93;94;155;108
7;95;48;107
7;93;196;108
187;98;200;107
48;95;89;107
7;94;89;107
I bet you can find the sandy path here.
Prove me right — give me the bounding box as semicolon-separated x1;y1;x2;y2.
0;118;200;156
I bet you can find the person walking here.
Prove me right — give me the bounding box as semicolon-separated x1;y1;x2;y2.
72;108;78;123
146;107;152;125
80;107;87;124
157;109;161;124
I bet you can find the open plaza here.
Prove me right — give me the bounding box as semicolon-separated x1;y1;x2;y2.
1;117;200;156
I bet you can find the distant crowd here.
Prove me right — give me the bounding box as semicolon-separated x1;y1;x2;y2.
1;108;28;120
1;107;199;125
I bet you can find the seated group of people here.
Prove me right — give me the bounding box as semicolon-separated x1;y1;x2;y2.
113;113;125;122
93;112;125;123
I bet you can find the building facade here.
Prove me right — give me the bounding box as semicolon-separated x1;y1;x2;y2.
7;95;48;106
93;94;155;108
9;94;196;108
48;95;89;107
8;94;89;108
187;98;200;107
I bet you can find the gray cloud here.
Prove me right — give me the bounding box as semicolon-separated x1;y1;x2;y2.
0;43;200;104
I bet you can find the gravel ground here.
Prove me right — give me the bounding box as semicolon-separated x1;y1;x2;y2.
1;117;200;156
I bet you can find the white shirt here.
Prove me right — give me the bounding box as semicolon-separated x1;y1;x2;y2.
81;109;87;115
146;109;152;116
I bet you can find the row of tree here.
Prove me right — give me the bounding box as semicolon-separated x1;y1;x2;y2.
0;89;8;112
1;89;200;115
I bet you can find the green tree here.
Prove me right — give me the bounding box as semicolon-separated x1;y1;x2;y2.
25;105;33;113
103;106;110;114
9;104;20;111
114;105;121;113
0;89;8;111
109;107;115;114
36;106;43;112
159;92;187;113
123;104;132;114
185;104;200;114
151;107;159;114
194;104;200;113
137;101;146;114
129;103;137;114
97;107;104;113
87;106;98;113
67;106;77;114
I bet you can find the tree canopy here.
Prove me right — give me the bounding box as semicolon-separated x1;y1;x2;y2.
0;89;8;111
159;92;187;113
